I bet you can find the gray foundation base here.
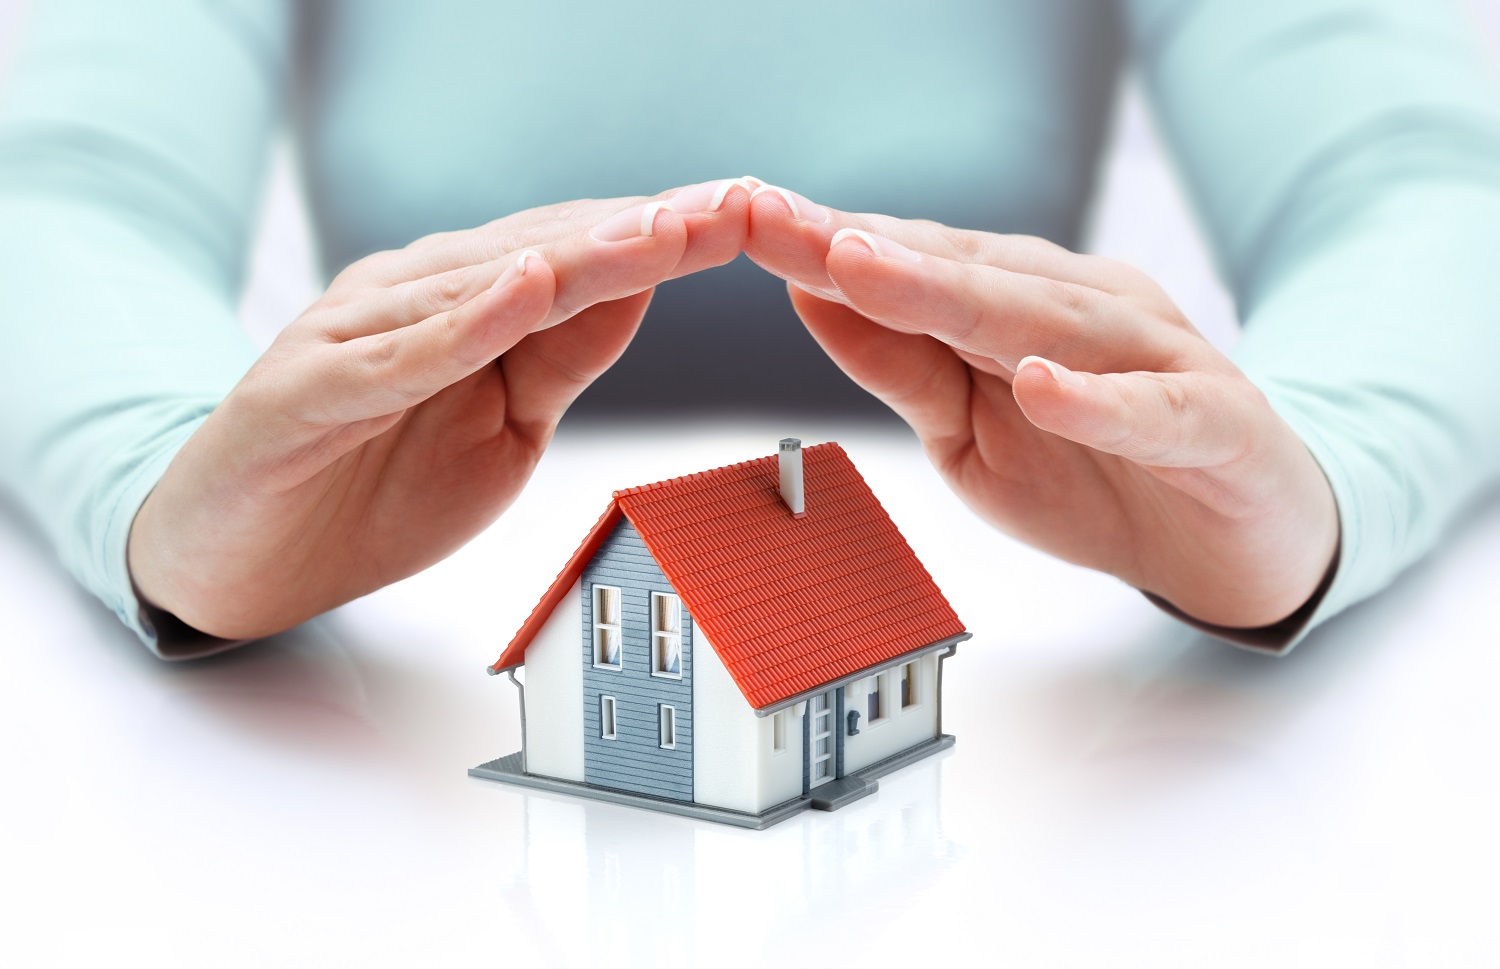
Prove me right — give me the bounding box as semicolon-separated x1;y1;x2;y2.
469;734;954;830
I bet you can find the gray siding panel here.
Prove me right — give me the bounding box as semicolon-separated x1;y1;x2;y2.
581;519;695;802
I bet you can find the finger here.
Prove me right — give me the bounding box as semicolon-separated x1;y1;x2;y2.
746;183;1138;296
661;176;757;278
322;258;508;341
295;251;558;425
322;201;688;343
787;284;973;447
348;197;637;287
531;201;687;328
822;228;1176;374
501;288;655;440
1010;355;1249;468
348;178;755;289
321;179;755;341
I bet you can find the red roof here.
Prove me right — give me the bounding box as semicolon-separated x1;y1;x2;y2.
490;443;966;710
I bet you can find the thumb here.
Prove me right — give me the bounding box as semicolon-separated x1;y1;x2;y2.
500;288;655;431
1011;355;1247;469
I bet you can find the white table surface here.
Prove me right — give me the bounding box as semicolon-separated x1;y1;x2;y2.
3;419;1499;968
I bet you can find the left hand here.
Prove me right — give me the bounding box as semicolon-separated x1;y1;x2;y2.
743;185;1338;629
128;181;754;639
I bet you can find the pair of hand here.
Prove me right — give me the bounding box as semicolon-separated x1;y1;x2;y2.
128;178;1338;640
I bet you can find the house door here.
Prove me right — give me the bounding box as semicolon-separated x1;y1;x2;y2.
807;691;835;788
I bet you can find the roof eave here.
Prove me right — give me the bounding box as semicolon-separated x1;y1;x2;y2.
751;631;971;717
486;502;624;674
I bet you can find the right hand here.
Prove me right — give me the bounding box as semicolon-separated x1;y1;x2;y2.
128;178;758;640
744;185;1339;631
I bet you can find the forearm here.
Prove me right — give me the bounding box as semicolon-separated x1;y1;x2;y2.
1125;0;1500;647
1237;177;1500;634
0;0;289;650
0;193;259;646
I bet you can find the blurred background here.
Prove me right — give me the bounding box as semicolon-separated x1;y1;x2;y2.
2;0;1498;419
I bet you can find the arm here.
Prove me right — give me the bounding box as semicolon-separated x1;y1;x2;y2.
0;0;287;652
0;2;755;651
741;0;1500;652
1125;0;1500;642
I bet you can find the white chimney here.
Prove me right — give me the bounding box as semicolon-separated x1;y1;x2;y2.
778;438;805;518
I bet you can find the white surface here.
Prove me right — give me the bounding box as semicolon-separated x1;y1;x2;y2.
4;425;1500;967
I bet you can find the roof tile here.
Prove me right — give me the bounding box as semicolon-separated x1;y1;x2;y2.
491;443;966;709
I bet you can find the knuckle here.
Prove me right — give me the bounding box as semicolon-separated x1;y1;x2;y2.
947;231;984;261
1044;278;1094;323
493;233;523;258
1133;376;1191;457
952;300;987;348
429;269;470;307
358;330;403;376
1157;375;1193;423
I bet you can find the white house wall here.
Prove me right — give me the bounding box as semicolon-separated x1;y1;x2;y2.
757;702;804;810
521;578;584;782
691;630;762;814
841;652;940;775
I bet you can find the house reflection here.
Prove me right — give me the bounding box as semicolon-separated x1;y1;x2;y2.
498;753;959;965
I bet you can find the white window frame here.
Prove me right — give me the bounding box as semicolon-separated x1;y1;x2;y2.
659;704;677;749
771;711;787;753
592;584;623;670
900;661;918;711
650;591;683;679
600;695;618;740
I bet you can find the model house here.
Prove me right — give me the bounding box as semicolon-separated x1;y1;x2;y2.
471;440;971;828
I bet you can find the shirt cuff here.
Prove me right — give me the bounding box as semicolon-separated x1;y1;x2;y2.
97;413;250;659
1142;540;1340;654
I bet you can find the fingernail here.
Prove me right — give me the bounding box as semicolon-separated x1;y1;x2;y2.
667;177;756;214
830;228;922;262
1019;354;1087;388
749;184;831;224
590;201;671;242
491;252;537;293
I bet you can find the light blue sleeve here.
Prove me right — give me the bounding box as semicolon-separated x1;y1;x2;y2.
0;0;288;653
1122;0;1500;650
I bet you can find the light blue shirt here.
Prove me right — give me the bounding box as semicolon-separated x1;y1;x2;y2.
2;0;1499;653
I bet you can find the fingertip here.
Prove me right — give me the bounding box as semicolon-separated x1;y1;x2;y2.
495;248;554;296
1011;355;1097;433
589;201;689;245
829;228;922;263
822;228;927;314
748;184;831;224
1016;355;1087;389
479;250;556;333
667;176;760;215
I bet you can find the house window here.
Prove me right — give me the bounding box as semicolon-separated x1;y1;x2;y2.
867;675;885;723
600;695;618;740
772;711;787;753
659;704;677;749
651;592;682;678
600;696;618;741
901;662;917;709
593;585;622;669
